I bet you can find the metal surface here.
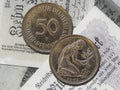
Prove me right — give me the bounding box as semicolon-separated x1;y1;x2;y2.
50;35;100;86
22;3;73;54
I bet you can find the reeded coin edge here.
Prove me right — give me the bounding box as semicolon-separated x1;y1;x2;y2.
49;35;100;86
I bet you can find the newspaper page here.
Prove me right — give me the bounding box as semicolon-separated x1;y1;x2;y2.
0;58;38;90
0;64;27;90
0;0;95;89
95;0;120;27
0;0;95;67
0;0;4;38
112;0;120;7
20;7;120;90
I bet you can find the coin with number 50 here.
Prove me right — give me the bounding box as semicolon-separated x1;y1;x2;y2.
22;3;73;54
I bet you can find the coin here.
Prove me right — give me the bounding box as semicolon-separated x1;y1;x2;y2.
49;35;100;85
22;3;73;54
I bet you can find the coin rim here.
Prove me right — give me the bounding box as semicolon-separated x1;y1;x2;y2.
49;35;100;86
22;3;73;54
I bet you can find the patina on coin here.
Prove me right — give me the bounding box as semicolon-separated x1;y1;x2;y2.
50;35;100;85
22;3;73;54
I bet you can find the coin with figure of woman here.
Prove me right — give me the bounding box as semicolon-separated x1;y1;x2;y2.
22;3;73;54
49;35;100;85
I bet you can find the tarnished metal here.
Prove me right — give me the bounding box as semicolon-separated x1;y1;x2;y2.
22;3;73;54
50;35;100;85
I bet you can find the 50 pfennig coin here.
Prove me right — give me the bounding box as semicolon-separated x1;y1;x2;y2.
22;3;73;54
49;35;100;86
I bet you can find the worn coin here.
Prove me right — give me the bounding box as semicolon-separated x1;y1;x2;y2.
22;3;73;54
49;35;100;85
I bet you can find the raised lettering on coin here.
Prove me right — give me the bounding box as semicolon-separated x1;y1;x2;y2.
22;3;73;54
